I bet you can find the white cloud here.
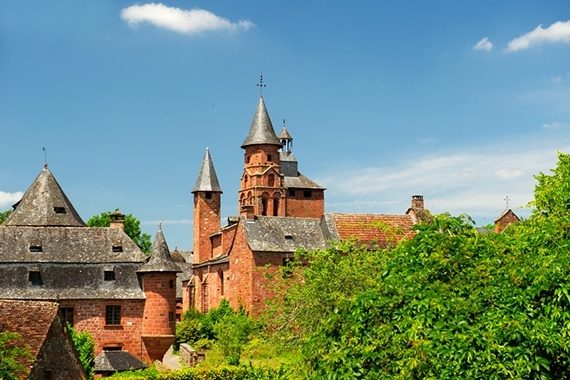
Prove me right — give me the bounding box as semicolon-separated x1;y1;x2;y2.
474;37;493;51
0;191;23;208
317;138;570;224
542;121;570;129
507;20;570;52
121;3;254;35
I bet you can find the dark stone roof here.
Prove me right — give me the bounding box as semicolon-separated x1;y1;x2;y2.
283;173;325;190
4;167;85;227
192;148;222;193
278;126;293;140
241;97;281;148
138;227;181;273
94;350;147;372
243;216;328;253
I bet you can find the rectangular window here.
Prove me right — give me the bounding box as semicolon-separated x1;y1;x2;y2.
169;279;174;289
53;207;66;214
303;190;312;198
112;246;123;253
288;189;296;197
205;192;213;200
29;245;43;252
105;305;121;325
104;271;116;281
29;271;43;286
60;307;74;326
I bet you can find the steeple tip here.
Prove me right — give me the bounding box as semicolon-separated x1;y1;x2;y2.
192;148;222;194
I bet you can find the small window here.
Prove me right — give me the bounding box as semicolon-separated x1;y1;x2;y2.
169;279;174;289
288;189;296;197
29;271;43;286
53;207;66;214
303;190;312;198
205;192;213;200
60;307;74;326
284;234;293;240
104;271;116;281
105;305;121;325
169;312;174;322
112;246;123;253
267;154;272;162
29;245;43;253
245;155;250;164
219;271;224;296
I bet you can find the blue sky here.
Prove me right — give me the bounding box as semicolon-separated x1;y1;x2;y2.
1;1;570;249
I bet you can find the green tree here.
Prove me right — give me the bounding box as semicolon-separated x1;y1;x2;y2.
0;210;11;224
87;211;152;253
0;331;32;380
67;325;95;380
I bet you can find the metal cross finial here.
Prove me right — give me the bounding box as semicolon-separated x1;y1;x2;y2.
42;147;48;168
257;72;266;96
504;195;511;209
282;118;286;128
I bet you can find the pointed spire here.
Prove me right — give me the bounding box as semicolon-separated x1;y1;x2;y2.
192;148;222;194
279;126;293;140
138;227;181;273
4;166;85;227
241;97;281;148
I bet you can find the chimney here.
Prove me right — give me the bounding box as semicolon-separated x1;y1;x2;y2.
109;209;125;231
411;195;424;210
240;205;255;220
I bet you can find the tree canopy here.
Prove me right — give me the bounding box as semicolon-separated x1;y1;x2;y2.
263;152;570;379
0;331;32;380
87;211;152;254
0;210;11;224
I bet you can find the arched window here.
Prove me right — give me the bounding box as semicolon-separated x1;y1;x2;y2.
273;193;281;216
267;154;272;162
268;174;275;187
261;192;270;216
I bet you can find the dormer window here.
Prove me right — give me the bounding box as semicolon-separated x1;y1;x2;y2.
104;270;116;281
29;271;43;286
53;207;66;214
112;245;123;253
284;234;293;240
29;245;43;253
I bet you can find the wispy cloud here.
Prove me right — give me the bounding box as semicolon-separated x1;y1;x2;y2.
121;3;254;35
474;37;493;51
507;20;570;52
542;121;570;129
143;219;193;225
0;191;23;209
317;137;570;224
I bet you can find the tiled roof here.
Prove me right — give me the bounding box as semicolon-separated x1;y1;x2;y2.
138;228;181;273
192;148;222;193
4;167;85;227
94;350;146;372
241;97;281;148
329;213;415;247
278;126;293;140
243;216;328;253
0;300;59;365
283;173;325;190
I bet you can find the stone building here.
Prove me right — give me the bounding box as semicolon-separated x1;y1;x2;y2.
0;299;85;380
183;96;429;315
0;167;180;365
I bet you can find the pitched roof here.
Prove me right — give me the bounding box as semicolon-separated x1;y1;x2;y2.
278;126;293;140
495;208;521;223
283;173;325;190
328;213;415;247
94;351;146;372
4;167;85;227
241;97;281;148
0;300;59;361
243;216;328;253
192;148;222;193
138;227;182;273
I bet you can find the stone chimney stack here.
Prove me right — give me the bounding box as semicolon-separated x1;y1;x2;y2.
109;209;125;231
411;195;424;210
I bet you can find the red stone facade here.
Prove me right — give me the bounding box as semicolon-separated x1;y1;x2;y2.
285;189;325;218
495;209;520;233
193;191;221;263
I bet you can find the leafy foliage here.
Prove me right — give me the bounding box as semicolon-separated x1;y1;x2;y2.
86;211;152;253
263;153;570;379
0;331;31;380
0;210;11;224
67;324;95;380
107;364;292;379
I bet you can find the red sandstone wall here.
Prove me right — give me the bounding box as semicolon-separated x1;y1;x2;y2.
193;193;221;263
495;211;519;233
285;190;324;218
226;221;254;312
251;251;285;315
59;299;146;360
142;274;177;336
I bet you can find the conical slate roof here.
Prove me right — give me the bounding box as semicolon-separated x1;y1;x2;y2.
138;227;181;273
192;148;222;193
279;126;293;140
241;97;281;148
4;166;85;227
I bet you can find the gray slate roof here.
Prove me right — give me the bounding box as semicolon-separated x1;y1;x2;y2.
4;167;85;227
94;351;146;372
243;216;328;253
241;97;281;148
138;227;182;273
278;126;293;140
192;148;222;193
283;173;325;190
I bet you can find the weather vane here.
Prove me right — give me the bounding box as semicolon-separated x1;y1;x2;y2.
282;118;287;128
257;72;266;96
42;147;48;168
504;195;511;209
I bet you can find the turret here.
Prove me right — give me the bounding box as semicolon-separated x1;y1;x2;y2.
192;148;222;263
138;226;181;362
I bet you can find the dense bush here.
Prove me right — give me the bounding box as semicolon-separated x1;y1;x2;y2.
108;364;291;379
67;324;95;380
